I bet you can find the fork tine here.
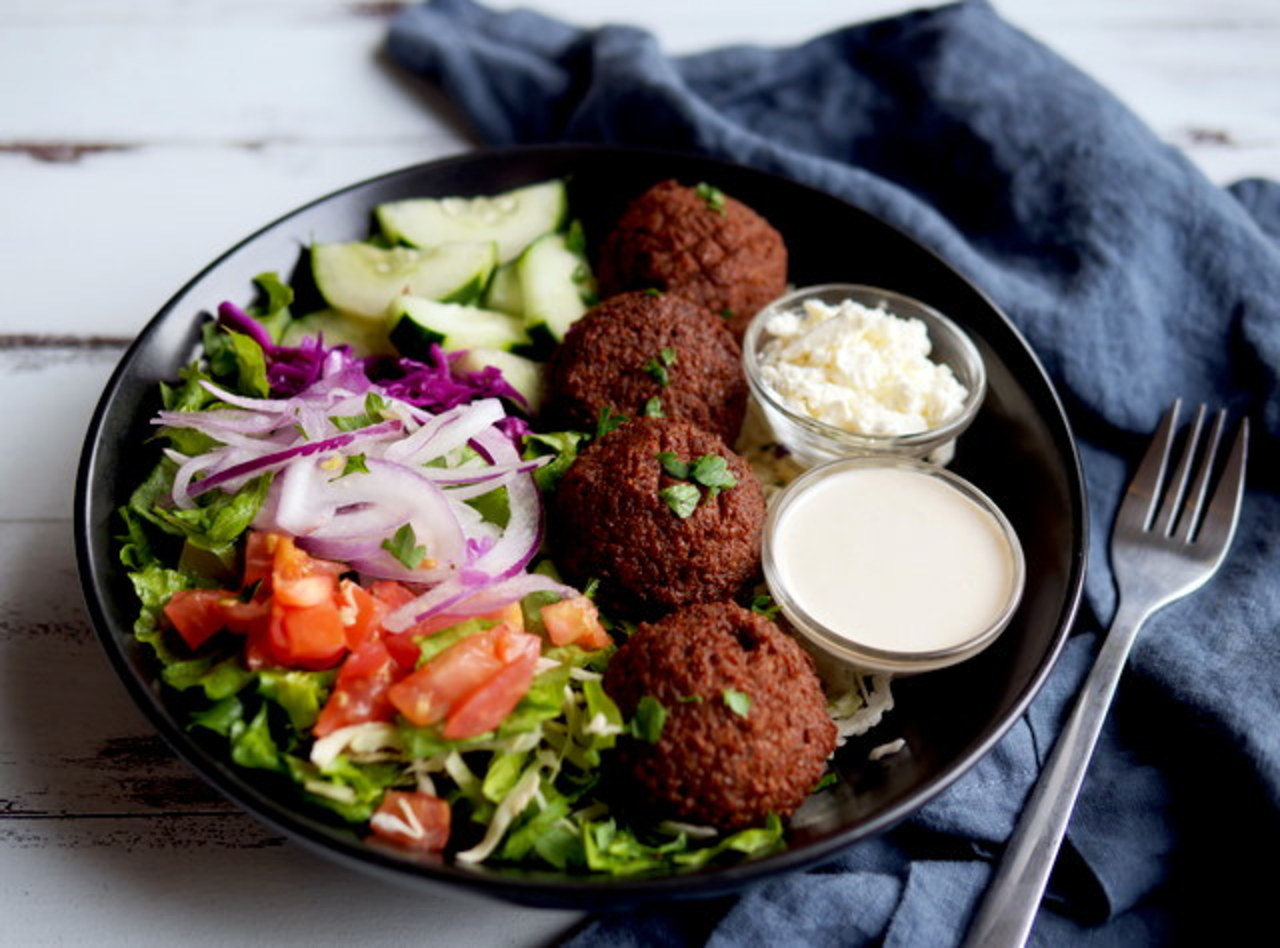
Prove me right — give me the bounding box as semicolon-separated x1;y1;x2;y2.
1153;403;1207;537
1125;399;1181;531
1193;416;1249;552
1176;408;1225;542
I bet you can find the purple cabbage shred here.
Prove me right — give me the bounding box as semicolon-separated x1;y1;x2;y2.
215;305;527;415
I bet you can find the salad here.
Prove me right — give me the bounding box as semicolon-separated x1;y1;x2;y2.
116;178;890;877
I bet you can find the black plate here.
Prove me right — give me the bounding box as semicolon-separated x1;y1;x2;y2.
75;144;1087;908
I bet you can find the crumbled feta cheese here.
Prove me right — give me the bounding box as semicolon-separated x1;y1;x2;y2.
759;298;968;436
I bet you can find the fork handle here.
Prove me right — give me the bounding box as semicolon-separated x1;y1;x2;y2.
962;599;1152;948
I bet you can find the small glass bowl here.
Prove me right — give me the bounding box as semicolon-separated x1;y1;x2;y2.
742;284;986;467
762;456;1025;675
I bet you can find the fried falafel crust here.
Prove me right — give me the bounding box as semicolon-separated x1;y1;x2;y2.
603;601;837;831
596;179;788;338
545;289;747;444
551;418;765;614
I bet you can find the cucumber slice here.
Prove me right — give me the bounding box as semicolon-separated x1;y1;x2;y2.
482;260;524;316
280;309;392;357
518;231;595;343
376;180;568;264
312;241;497;321
389;297;530;360
454;347;546;414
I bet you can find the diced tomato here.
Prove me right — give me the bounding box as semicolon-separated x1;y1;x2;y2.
443;641;540;739
369;791;450;852
271;535;341;608
164;589;231;650
243;627;274;671
369;580;417;609
241;531;277;591
338;579;387;650
382;601;527;671
269;599;347;669
541;596;612;650
387;623;539;727
219;595;271;636
314;640;403;737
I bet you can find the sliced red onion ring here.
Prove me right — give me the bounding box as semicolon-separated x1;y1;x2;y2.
189;420;403;498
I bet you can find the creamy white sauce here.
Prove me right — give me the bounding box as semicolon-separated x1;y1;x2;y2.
772;466;1016;655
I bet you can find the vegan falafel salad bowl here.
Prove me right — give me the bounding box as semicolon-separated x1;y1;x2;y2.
74;145;1086;907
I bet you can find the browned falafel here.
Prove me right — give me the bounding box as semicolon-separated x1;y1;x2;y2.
544;290;748;444
596;179;788;338
551;418;765;614
602;601;837;831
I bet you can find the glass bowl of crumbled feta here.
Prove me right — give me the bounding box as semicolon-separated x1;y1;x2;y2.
742;284;986;466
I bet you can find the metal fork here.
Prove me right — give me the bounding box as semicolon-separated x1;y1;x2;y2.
963;400;1249;948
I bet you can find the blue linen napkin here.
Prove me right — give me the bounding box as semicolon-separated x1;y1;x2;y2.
386;0;1280;942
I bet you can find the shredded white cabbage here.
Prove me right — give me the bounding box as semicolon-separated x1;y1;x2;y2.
868;738;907;761
455;750;557;864
828;673;895;744
310;722;402;769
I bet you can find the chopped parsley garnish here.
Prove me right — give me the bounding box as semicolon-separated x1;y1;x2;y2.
690;454;737;496
629;696;667;743
722;688;752;718
329;392;389;432
813;772;839;793
659;483;701;519
381;523;428;570
676;694;704;704
720;308;734;321
656;451;737;516
643;396;665;418
644;287;664;298
695;182;728;216
643;347;677;386
583;577;601;600
594;405;628;439
749;594;781;619
656;451;690;480
331;453;369;481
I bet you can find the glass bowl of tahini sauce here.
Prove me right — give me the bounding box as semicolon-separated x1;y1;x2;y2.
762;456;1025;674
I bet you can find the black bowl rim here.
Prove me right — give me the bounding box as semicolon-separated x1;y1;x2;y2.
74;142;1088;909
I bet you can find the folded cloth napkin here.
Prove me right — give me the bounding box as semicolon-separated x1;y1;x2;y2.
387;0;1280;942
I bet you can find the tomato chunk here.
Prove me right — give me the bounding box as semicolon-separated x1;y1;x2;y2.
338;579;387;650
314;640;403;737
164;589;231;650
387;623;539;728
241;530;276;591
369;791;450;852
443;642;540;739
541;596;611;650
383;601;528;671
271;535;341;608
270;600;347;669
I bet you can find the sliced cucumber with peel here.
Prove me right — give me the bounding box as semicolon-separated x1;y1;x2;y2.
453;347;546;414
376;179;568;264
280;309;391;357
518;231;595;343
482;260;524;316
388;297;530;360
311;241;497;321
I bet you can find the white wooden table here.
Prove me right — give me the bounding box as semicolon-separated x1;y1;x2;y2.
2;1;1275;944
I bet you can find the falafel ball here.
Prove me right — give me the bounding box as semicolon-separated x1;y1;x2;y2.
551;418;765;613
596;179;788;338
545;290;747;444
602;601;837;831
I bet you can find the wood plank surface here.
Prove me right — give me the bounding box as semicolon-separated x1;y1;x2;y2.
1;0;1276;944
